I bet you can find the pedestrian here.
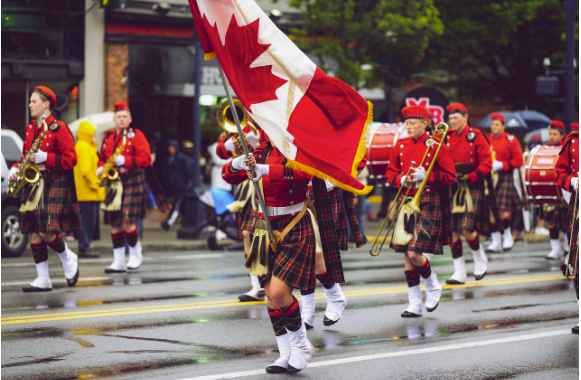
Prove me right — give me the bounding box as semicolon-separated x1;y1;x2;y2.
444;103;491;285
543;120;569;260
74;121;106;258
8;86;81;292
161;140;193;230
97;101;151;273
385;105;455;317
486;113;524;253
222;139;316;373
554;127;579;334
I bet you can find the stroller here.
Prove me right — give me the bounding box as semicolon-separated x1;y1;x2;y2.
198;187;244;251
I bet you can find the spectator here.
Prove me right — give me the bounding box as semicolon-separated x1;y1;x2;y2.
74;121;105;258
161;140;193;230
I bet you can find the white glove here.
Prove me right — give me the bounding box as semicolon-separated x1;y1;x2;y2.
115;155;125;167
231;155;249;171
571;177;578;191
246;131;260;149
224;138;235;153
325;179;336;192
35;150;47;164
9;166;18;180
96;166;104;177
492;160;504;173
411;166;426;182
251;164;269;182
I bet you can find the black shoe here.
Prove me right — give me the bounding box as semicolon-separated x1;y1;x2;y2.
78;250;100;258
474;271;487;281
573;325;579;334
287;365;303;374
426;302;439;313
323;316;340;326
238;293;264;302
104;267;126;274
401;311;421;318
161;221;170;231
446;279;465;285
257;289;266;298
22;285;52;292
266;365;288;374
67;268;80;287
305;323;313;330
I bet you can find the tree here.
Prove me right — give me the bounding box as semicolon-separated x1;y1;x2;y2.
288;0;444;89
426;0;577;112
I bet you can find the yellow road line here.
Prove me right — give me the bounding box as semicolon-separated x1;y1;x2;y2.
2;274;563;325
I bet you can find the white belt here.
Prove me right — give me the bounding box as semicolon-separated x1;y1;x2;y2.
119;167;128;174
36;164;46;172
259;201;305;217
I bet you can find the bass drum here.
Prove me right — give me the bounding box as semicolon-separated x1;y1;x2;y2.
524;145;569;205
367;123;407;186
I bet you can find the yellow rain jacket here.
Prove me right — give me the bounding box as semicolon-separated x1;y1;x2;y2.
74;121;105;202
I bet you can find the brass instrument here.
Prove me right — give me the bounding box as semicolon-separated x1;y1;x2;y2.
217;99;258;157
8;115;48;198
98;130;127;187
370;122;449;256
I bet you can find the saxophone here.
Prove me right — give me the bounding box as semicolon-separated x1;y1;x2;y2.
98;130;127;187
8;116;48;198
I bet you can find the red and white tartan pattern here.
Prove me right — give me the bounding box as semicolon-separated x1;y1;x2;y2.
104;170;147;225
391;189;451;255
495;171;524;212
541;206;569;231
266;212;316;291
329;187;348;250
451;180;490;235
236;201;257;237
21;171;81;233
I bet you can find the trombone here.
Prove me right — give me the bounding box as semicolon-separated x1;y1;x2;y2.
370;122;450;256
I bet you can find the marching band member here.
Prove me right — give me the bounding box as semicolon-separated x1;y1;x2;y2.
571;122;579;133
445;103;492;284
9;86;80;292
221;139;316;373
216;124;266;302
97;101;151;273
385;106;455;317
543;120;568;260
486;113;524;252
555;128;579;334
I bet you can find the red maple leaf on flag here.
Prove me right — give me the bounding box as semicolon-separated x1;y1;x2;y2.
203;15;288;109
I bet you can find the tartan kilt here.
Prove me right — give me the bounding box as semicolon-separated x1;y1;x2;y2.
451;180;489;235
391;189;450;255
542;205;569;231
104;170;147;225
566;193;579;273
495;171;524;212
329;188;348;250
236;201;257;237
21;170;81;233
265;212;316;290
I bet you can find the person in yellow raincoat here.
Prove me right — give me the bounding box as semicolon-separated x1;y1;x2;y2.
74;121;105;257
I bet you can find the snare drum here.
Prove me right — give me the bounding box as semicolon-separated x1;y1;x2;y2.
367;123;407;185
524;145;569;205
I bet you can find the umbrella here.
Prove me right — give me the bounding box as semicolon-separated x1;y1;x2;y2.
68;112;115;150
477;111;529;132
524;128;549;146
513;110;551;131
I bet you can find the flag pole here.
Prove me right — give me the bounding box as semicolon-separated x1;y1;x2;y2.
217;65;276;242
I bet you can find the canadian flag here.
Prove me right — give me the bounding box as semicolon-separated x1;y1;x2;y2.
188;0;372;194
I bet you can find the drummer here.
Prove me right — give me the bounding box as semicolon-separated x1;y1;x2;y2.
543;120;568;260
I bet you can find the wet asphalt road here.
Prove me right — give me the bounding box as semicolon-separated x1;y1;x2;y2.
1;241;579;380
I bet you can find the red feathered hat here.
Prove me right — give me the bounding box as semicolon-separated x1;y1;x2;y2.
549;120;565;129
401;106;432;121
491;112;505;123
34;86;56;105
114;101;130;112
446;103;468;115
571;122;579;131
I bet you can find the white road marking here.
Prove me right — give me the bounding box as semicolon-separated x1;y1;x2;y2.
179;329;570;380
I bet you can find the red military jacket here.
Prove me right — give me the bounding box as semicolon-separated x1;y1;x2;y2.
555;132;579;192
221;142;313;207
544;140;565;148
445;125;492;183
216;126;269;160
13;114;77;171
488;131;523;172
385;132;456;196
98;127;151;174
